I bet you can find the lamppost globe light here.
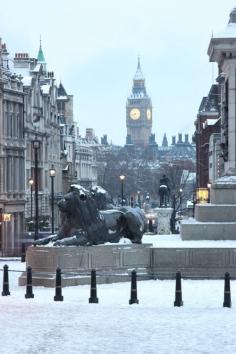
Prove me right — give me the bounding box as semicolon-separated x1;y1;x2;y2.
49;165;56;177
28;178;34;186
207;182;211;189
119;175;125;181
179;188;183;193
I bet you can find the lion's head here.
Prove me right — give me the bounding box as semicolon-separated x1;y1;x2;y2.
58;185;98;225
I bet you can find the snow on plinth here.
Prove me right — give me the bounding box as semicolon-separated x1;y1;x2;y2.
142;233;236;248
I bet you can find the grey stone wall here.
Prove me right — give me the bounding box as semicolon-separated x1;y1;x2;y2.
19;244;236;287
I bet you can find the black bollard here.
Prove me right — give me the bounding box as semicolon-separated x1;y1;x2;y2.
89;269;99;303
174;271;183;307
2;264;10;296
223;272;231;308
21;243;26;263
54;267;63;301
129;270;139;305
25;266;34;299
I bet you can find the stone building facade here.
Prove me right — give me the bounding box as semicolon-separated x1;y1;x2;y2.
57;84;98;192
209;133;222;182
13;44;62;234
194;84;221;188
0;40;25;255
0;39;98;255
208;7;236;176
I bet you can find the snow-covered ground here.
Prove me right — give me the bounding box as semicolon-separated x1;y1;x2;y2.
0;260;235;354
142;234;236;248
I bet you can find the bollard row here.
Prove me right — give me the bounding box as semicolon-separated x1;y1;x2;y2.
0;267;234;307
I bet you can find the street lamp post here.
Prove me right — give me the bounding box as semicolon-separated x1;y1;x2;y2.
137;191;141;208
119;175;125;206
28;178;34;221
207;182;211;203
32;139;40;241
49;165;56;235
179;188;183;214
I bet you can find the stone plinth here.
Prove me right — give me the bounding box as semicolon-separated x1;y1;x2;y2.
210;176;236;204
152;247;236;278
19;243;153;287
195;204;236;222
181;177;236;240
181;219;236;240
154;208;173;234
18;244;236;285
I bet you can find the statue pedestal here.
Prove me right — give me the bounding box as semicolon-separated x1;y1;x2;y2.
154;208;173;234
181;176;236;240
18;243;152;287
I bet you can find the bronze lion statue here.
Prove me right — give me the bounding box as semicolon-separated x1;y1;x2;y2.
34;185;145;246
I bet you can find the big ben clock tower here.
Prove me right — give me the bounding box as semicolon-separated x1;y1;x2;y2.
126;58;152;147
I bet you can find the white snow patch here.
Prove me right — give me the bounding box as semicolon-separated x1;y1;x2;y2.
70;184;89;195
57;95;68;100
214;175;236;184
22;76;32;86
142;234;236;248
91;185;106;194
118;237;132;244
41;84;50;94
0;260;236;354
214;22;236;38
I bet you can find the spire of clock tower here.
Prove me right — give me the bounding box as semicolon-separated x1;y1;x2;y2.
131;57;147;97
126;59;153;147
134;57;145;81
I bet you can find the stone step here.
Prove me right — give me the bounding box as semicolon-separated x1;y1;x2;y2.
181;220;236;240
19;271;152;287
195;204;236;222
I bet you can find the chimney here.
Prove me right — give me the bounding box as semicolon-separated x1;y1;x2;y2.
14;52;31;69
185;134;189;143
178;133;182;143
172;136;176;145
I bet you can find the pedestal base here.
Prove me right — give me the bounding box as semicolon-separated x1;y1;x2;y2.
211;176;236;204
154;208;173;234
18;244;236;283
18;244;152;287
181;176;236;240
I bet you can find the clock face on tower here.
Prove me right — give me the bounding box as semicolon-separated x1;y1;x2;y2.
130;108;141;120
147;109;151;120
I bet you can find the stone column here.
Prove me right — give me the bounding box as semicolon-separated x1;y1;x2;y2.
224;60;236;175
207;8;236;177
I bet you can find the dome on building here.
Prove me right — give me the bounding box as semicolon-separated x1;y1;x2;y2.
229;7;236;24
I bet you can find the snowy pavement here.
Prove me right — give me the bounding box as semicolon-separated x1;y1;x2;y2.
0;260;235;353
142;234;236;248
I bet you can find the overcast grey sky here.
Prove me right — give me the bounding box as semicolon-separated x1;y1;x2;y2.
1;0;236;145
